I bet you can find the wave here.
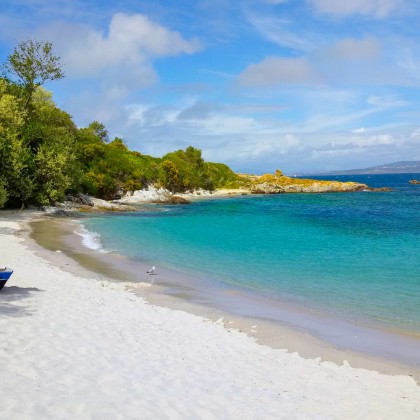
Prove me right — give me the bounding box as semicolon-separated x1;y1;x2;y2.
74;224;109;253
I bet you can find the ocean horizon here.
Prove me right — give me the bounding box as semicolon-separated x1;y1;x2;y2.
78;173;420;363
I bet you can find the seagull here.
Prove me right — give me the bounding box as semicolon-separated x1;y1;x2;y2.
146;266;156;275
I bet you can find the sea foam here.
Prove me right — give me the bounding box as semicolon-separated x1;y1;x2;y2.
75;225;109;253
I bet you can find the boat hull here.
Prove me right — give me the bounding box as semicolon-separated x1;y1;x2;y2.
0;269;13;291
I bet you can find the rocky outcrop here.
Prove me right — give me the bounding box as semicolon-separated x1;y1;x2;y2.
52;193;137;213
244;173;370;194
117;186;191;205
65;193;94;207
117;186;171;204
409;179;420;185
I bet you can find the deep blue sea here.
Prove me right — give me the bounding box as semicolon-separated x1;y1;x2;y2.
81;174;420;337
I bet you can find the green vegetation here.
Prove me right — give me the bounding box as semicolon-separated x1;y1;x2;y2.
160;147;238;192
78;123;162;199
0;41;239;208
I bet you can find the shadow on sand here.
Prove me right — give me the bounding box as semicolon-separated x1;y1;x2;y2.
0;227;19;235
0;286;43;317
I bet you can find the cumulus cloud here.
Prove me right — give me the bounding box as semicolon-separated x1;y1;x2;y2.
238;35;420;88
32;12;202;121
45;13;200;76
308;0;404;19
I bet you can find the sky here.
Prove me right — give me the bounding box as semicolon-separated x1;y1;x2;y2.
1;0;420;174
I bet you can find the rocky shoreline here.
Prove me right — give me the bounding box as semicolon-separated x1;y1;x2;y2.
42;173;391;214
37;171;390;216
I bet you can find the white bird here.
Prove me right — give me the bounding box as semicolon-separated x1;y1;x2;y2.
146;266;156;275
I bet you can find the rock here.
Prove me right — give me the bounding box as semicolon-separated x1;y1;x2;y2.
151;195;191;204
64;193;94;206
43;208;71;217
366;187;393;192
249;179;369;194
409;179;420;185
166;195;192;204
117;185;171;204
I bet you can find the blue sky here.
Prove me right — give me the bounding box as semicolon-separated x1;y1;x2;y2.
1;0;420;174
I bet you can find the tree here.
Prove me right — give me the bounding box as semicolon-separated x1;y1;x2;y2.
29;88;79;204
161;160;181;192
88;121;109;143
4;40;64;113
0;78;34;208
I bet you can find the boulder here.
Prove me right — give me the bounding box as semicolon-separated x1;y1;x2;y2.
151;195;191;204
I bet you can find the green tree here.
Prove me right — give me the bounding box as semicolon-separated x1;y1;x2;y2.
161;146;213;191
4;40;64;114
161;160;181;192
30;88;79;204
109;137;128;151
5;136;34;208
88;121;109;143
0;79;34;208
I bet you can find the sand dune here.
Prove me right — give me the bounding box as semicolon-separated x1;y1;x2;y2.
1;217;419;419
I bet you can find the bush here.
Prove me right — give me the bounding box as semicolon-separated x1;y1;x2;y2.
0;180;8;208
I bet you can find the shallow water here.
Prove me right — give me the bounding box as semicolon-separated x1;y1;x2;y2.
81;174;420;338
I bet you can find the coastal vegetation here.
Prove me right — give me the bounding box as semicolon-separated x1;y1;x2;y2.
0;41;239;208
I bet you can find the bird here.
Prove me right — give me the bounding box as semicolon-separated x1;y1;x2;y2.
146;266;156;275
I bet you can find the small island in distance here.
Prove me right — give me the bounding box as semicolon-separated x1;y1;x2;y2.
314;161;420;175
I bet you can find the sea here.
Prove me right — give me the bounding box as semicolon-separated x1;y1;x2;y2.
78;173;420;363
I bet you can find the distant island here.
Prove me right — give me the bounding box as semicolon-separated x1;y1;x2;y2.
315;161;420;175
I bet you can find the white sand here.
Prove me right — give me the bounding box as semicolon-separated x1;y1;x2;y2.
1;217;420;419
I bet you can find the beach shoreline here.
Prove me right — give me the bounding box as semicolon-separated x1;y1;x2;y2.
30;218;420;380
28;213;420;378
1;210;420;418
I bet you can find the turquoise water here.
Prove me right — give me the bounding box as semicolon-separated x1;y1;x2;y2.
82;174;420;335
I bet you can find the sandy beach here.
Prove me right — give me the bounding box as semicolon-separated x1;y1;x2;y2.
1;213;420;419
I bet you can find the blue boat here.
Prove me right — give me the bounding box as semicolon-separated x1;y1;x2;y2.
0;267;13;291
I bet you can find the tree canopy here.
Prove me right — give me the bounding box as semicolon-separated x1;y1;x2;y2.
0;40;239;209
4;40;64;114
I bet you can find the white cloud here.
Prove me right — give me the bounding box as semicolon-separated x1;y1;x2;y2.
177;102;221;120
238;57;314;87
326;37;380;60
308;0;404;19
366;95;407;107
47;13;200;77
105;95;420;175
352;127;367;133
246;15;316;52
238;34;420;88
32;12;202;118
